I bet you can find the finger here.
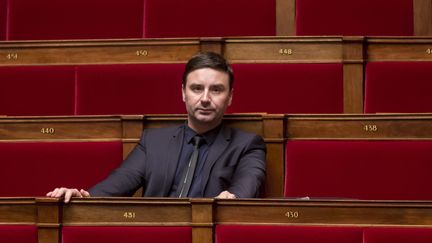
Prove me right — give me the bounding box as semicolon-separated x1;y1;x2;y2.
64;189;80;203
80;189;90;197
50;188;60;198
215;191;228;199
54;187;66;198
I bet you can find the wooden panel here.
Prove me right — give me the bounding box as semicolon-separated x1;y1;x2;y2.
36;198;61;243
286;114;432;139
276;0;295;35
216;199;432;226
367;37;432;61
0;198;36;224
414;0;432;36
62;198;191;226
224;37;343;63
0;39;200;66
0;116;134;141
343;37;364;113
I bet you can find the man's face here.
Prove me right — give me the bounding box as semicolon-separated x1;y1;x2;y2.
182;68;232;131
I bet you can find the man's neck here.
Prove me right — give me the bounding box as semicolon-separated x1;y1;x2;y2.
187;119;221;135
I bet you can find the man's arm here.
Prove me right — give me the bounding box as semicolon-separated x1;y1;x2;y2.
88;132;149;196
226;135;266;198
46;131;149;202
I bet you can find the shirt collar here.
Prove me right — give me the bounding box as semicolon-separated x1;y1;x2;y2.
184;123;221;146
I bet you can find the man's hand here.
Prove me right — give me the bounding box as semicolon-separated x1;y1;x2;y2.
46;187;90;203
215;190;237;199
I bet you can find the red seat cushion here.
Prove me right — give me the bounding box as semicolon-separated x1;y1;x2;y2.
0;226;37;243
62;226;191;243
364;227;432;243
296;0;413;36
76;64;186;115
216;225;363;243
228;63;343;113
285;140;432;200
8;0;143;40
0;142;123;196
365;62;432;113
0;66;76;116
144;0;276;38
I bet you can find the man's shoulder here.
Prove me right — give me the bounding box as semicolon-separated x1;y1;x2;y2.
224;125;264;144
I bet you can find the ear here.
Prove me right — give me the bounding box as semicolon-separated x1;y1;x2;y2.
228;88;233;106
182;84;186;102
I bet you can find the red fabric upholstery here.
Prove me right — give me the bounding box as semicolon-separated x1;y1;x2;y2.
364;227;432;243
285;140;432;200
216;225;363;243
0;225;38;243
0;66;76;116
365;62;432;113
0;0;6;40
8;0;143;40
296;0;413;36
228;63;343;113
76;64;186;115
62;226;192;243
144;0;275;38
0;141;123;196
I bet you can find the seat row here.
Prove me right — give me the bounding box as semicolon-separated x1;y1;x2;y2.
2;197;432;243
0;0;429;40
1;113;432;200
1;37;432;115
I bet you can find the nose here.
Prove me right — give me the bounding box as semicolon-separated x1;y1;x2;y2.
200;89;211;105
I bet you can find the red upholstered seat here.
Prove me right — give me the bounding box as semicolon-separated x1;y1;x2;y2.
296;0;413;36
76;64;186;115
62;226;192;243
0;0;6;40
0;66;76;116
365;62;432;113
364;227;432;243
0;142;123;197
144;0;276;38
216;225;363;243
228;63;343;113
8;0;143;40
0;225;38;243
285;140;432;200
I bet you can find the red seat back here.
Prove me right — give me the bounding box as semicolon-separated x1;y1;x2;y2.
76;64;186;115
8;0;143;40
0;225;37;243
216;225;363;243
296;0;413;36
0;141;123;196
365;62;432;113
144;0;276;37
364;227;432;243
285;140;432;200
228;63;343;113
62;226;191;243
0;0;6;40
0;66;76;116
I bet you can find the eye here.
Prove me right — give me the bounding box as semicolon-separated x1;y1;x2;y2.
190;85;203;93
210;86;224;94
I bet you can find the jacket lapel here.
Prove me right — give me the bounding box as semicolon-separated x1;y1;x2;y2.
201;125;231;193
161;126;184;196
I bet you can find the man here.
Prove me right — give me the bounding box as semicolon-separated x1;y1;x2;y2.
47;52;266;202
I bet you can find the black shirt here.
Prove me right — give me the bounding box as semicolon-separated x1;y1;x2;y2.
169;124;221;197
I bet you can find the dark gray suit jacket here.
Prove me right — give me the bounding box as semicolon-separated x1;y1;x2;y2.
89;124;266;198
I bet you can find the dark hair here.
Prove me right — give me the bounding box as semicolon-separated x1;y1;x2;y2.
182;52;234;89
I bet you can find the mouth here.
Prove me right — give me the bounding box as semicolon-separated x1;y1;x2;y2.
196;108;215;114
